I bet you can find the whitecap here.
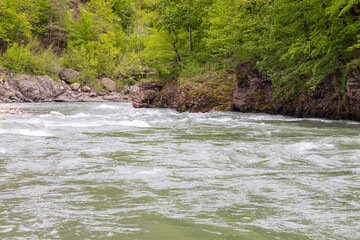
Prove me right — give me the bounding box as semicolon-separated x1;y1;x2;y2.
117;120;150;128
286;142;315;153
0;129;53;137
0;148;5;154
136;168;163;175
0;226;14;233
68;113;90;118
96;104;118;110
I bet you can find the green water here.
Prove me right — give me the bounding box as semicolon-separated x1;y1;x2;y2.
0;102;359;239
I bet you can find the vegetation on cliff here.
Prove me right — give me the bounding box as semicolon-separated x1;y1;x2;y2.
0;0;360;92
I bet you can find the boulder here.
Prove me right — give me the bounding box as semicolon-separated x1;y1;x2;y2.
101;78;118;92
128;82;163;108
0;74;67;102
70;83;81;92
58;68;80;83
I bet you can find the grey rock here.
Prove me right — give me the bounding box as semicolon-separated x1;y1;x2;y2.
82;85;92;93
70;83;81;91
128;82;163;108
101;78;118;92
58;68;81;83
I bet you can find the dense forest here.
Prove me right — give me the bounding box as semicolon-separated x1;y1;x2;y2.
0;0;360;92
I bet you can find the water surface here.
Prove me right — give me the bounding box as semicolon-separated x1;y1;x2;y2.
0;102;359;239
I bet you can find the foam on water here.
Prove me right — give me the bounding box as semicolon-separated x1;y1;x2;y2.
1;102;360;240
117;120;150;128
95;104;119;110
0;128;53;137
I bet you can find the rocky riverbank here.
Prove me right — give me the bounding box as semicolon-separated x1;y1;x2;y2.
129;64;360;121
0;70;130;103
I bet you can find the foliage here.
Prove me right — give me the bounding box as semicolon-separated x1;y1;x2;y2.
0;0;360;91
0;39;60;77
206;0;360;89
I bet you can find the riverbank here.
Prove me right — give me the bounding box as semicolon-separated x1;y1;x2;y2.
129;64;360;121
2;66;360;121
0;70;130;103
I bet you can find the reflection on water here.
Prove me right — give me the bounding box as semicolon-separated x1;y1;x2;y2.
0;102;360;239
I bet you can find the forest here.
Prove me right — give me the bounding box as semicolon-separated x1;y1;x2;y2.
0;0;360;92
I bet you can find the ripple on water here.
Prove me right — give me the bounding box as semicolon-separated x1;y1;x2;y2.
1;102;360;240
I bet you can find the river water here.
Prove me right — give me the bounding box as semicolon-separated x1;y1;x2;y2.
0;102;359;239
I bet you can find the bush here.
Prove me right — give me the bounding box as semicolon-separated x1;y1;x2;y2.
0;39;60;78
61;40;123;83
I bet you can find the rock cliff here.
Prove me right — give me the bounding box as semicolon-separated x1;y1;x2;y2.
130;64;360;121
232;65;360;121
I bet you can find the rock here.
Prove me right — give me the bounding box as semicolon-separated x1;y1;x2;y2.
0;72;131;104
295;75;341;119
101;78;118;92
231;65;360;120
0;74;67;103
346;78;360;102
89;91;97;97
82;85;92;93
0;106;26;115
50;111;64;116
103;92;131;102
70;83;81;92
128;82;163;108
232;64;275;113
58;68;81;83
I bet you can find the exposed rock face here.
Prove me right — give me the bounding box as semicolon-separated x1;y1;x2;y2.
0;73;130;103
58;68;81;83
101;78;118;92
128;82;163;108
152;81;187;111
233;64;275;113
129;76;234;112
295;75;342;119
0;74;67;102
347;77;360;102
232;65;360;120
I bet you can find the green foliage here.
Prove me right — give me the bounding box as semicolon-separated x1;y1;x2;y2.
142;29;180;78
61;40;122;81
1;0;360;92
0;0;32;46
206;0;360;90
0;39;60;77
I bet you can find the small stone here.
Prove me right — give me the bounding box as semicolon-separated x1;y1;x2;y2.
70;83;81;91
82;86;92;93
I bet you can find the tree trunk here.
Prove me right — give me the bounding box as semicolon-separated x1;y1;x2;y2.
188;26;192;52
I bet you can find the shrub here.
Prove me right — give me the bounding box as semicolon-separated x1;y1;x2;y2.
0;38;60;78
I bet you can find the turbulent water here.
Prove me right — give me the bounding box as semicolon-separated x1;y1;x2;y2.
0;102;359;239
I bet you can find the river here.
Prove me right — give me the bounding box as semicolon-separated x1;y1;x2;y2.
0;102;359;239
